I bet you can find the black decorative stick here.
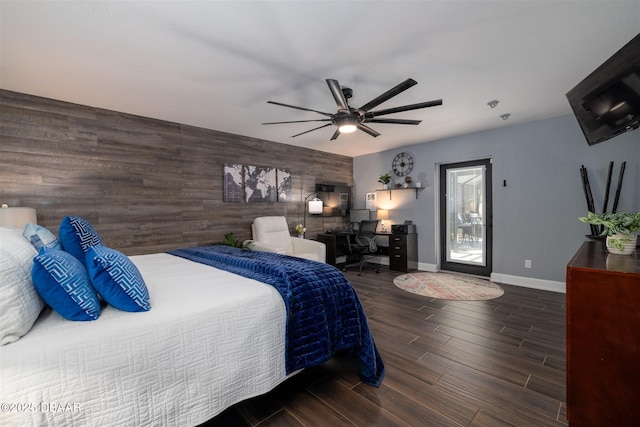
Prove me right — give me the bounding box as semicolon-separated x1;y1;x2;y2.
601;161;614;234
583;166;596;213
611;161;626;213
580;166;598;236
602;161;614;214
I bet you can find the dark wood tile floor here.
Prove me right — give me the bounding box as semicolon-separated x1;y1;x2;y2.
201;268;567;426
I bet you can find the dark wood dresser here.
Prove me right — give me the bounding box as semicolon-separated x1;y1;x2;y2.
566;241;640;426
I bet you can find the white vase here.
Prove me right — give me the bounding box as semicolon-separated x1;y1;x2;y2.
605;233;636;255
382;184;389;190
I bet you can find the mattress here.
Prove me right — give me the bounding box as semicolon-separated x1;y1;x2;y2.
0;253;289;426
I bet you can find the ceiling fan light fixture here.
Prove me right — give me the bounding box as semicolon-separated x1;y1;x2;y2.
336;116;357;133
338;124;357;133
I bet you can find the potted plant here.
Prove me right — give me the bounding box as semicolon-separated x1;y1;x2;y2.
378;173;391;189
579;211;640;255
221;232;243;247
294;223;306;238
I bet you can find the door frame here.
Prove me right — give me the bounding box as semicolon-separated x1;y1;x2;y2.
438;158;493;276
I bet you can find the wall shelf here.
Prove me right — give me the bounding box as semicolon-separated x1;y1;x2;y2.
376;187;424;200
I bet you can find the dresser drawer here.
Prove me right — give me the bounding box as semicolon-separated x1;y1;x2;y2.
389;243;407;257
390;253;406;271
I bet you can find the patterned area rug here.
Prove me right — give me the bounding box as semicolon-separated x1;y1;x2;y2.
393;272;504;301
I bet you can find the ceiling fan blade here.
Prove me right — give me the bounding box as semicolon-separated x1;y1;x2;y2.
357;123;381;138
366;99;443;117
326;79;350;112
263;119;332;125
267;100;333;117
290;123;333;138
358;78;418;112
365;118;422;125
330;128;341;141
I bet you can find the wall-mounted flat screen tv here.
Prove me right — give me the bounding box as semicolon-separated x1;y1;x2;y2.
566;33;640;146
315;183;351;216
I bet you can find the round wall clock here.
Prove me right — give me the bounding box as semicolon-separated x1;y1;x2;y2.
392;152;414;177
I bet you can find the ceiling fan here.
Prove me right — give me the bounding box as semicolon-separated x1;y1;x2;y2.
262;78;443;140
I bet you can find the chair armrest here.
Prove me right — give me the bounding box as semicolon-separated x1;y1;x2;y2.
291;238;326;263
247;240;287;255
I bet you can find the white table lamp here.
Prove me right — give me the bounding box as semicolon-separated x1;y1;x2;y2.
377;209;389;232
0;205;37;229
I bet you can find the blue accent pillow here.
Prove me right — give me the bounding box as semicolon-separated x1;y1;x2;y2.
85;246;151;312
59;216;103;262
31;248;101;321
23;223;61;251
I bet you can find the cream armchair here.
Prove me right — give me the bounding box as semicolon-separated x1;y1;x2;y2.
249;216;326;263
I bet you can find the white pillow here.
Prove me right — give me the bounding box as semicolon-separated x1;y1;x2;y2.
23;223;61;251
0;227;44;345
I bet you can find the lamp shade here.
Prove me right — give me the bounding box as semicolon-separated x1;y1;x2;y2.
308;199;323;215
377;209;389;221
0;206;37;229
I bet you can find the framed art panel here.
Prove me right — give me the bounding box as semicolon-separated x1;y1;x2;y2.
244;165;277;203
339;192;350;213
223;163;243;202
277;168;292;202
365;192;376;211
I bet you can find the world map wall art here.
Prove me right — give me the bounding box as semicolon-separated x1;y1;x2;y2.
223;164;291;203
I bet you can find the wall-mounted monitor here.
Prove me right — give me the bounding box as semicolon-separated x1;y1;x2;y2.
315;183;351;216
566;34;640;146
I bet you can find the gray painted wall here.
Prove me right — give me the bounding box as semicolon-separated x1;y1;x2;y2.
353;114;639;284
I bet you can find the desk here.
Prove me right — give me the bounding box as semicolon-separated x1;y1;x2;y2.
315;232;353;266
318;232;417;272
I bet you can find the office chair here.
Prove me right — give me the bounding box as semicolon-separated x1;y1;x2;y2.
342;220;380;275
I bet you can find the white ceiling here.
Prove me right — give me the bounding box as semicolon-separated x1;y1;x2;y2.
1;1;638;157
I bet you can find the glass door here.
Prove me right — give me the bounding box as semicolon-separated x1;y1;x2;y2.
439;159;492;276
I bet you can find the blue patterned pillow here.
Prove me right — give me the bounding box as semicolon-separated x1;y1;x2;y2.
31;248;101;321
85;246;150;312
23;223;61;251
59;216;103;262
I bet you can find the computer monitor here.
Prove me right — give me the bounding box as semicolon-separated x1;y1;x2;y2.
349;209;370;230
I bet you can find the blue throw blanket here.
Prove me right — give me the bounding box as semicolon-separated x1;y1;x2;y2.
168;245;384;386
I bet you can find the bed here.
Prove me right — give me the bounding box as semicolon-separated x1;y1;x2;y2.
0;240;383;426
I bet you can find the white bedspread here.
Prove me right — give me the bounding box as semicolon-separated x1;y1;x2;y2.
0;253;289;426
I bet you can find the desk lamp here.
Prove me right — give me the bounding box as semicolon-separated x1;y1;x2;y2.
377;209;389;232
303;193;323;237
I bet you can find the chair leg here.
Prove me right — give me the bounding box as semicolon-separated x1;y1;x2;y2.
343;253;380;275
356;259;380;276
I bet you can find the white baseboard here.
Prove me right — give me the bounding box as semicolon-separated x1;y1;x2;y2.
371;258;438;272
418;262;439;272
368;259;565;293
490;272;566;294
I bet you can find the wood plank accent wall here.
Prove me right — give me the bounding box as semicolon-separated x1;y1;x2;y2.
0;90;353;255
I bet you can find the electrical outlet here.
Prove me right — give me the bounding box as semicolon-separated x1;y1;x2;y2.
525;259;532;269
